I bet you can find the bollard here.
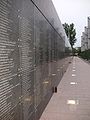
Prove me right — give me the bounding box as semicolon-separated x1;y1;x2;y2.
52;86;57;93
55;87;57;93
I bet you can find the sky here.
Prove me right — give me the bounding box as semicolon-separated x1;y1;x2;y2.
52;0;90;47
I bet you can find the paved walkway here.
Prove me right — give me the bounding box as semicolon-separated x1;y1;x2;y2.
40;57;90;120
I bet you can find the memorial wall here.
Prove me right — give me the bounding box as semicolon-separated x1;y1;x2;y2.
0;0;71;120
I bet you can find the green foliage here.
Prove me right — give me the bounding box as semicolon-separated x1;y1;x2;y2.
63;23;69;37
77;47;81;55
79;49;90;60
72;47;81;56
63;23;77;48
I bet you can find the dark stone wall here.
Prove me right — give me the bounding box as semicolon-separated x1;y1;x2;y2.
0;0;71;120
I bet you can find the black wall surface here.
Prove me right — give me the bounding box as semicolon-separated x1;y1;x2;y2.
0;0;72;120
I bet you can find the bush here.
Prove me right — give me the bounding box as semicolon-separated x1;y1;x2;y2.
79;49;90;60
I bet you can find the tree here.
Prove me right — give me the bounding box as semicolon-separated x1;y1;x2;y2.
63;23;77;49
77;47;81;55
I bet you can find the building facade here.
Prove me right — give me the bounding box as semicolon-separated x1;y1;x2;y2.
81;17;90;51
0;0;71;120
88;17;90;49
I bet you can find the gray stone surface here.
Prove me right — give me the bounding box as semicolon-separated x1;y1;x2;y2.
40;57;90;120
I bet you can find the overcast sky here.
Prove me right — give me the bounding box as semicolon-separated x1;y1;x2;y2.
52;0;90;47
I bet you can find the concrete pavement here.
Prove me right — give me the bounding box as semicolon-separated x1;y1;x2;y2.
39;57;90;120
